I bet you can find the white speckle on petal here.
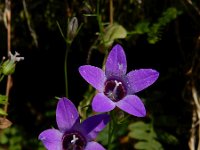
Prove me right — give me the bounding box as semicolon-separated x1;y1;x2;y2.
118;63;123;71
40;136;46;141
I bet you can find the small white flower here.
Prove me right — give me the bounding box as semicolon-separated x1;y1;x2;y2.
8;51;24;62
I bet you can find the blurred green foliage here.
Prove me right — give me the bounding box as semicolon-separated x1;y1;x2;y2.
129;7;182;44
128;121;163;150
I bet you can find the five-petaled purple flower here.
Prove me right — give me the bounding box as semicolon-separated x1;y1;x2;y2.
79;44;159;117
38;97;109;150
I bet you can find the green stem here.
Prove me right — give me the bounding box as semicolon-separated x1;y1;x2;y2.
57;21;70;97
107;110;117;150
64;42;71;98
108;115;112;148
97;0;109;70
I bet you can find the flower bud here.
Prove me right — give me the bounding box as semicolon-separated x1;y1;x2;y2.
67;17;78;42
1;51;24;75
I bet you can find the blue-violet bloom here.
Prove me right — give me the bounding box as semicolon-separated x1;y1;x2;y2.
38;97;109;150
79;44;159;117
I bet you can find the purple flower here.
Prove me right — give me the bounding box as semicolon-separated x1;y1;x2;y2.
79;44;159;117
38;97;109;150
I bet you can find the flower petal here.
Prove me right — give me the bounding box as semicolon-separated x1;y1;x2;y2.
79;65;106;92
38;129;62;150
105;44;127;77
80;113;110;140
116;95;146;117
127;69;159;93
85;141;106;150
56;97;79;132
92;93;116;112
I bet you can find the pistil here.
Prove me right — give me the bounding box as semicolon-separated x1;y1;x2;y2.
104;79;126;102
71;134;79;145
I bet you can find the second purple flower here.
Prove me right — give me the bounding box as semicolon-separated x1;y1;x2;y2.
39;97;109;150
79;44;159;117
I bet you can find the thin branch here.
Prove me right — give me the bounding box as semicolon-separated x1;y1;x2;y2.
4;0;12;116
192;85;200;150
22;0;38;47
185;0;200;17
109;0;113;25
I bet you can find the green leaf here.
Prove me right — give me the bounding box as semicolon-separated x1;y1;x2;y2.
129;130;150;140
0;108;7;115
134;21;150;34
102;24;127;47
134;140;164;150
134;141;153;150
147;7;182;44
128;121;153;140
128;121;150;131
0;95;8;104
0;132;8;144
129;129;157;141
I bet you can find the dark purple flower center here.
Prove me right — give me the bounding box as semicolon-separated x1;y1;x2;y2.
62;131;86;150
104;79;127;102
